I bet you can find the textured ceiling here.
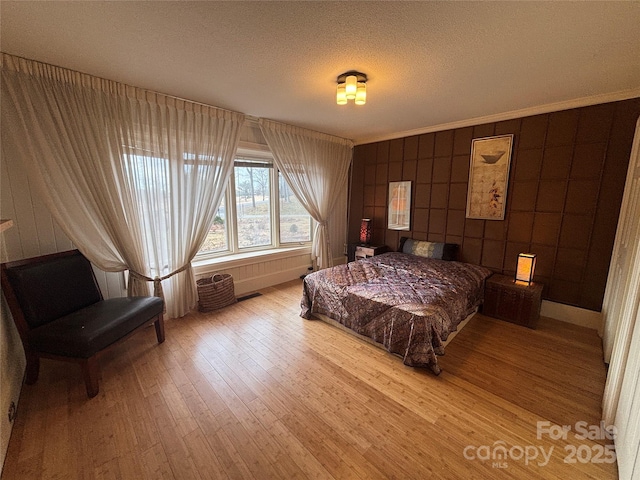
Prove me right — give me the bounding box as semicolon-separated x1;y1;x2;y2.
1;1;639;144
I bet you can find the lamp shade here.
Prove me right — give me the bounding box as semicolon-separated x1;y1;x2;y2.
355;82;366;105
515;253;536;284
360;218;372;245
345;75;357;99
336;83;347;105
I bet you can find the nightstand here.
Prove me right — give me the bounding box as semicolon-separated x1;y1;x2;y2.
354;245;387;261
482;274;543;328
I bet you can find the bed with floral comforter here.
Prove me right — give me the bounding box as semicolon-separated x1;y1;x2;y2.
301;252;492;374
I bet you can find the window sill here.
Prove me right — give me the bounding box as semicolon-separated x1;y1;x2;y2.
192;245;312;275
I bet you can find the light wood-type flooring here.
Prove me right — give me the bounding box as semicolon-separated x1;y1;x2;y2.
2;279;616;479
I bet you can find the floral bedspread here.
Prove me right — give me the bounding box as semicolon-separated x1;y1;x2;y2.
301;252;492;374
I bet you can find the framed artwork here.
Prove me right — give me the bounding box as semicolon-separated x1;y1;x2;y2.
466;134;514;220
388;181;411;230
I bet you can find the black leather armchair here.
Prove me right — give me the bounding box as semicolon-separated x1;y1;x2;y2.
1;250;165;398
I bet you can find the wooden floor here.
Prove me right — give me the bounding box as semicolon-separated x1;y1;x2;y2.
2;280;616;479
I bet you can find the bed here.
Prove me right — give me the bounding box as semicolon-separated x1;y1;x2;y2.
301;246;492;374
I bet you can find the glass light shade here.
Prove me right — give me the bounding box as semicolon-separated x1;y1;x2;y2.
336;83;347;105
355;82;366;105
345;75;357;99
359;218;372;245
515;253;536;284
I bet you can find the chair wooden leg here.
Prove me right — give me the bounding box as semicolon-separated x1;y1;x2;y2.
82;356;100;398
24;351;40;385
154;314;165;344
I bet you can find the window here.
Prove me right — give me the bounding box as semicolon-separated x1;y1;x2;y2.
198;149;312;257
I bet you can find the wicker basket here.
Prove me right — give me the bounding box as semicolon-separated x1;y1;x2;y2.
196;273;237;312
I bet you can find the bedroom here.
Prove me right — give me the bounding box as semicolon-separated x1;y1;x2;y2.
1;2;640;479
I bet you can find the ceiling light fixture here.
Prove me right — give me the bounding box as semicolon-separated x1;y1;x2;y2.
336;71;367;105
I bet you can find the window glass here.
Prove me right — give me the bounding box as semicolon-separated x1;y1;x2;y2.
235;164;272;248
199;197;228;254
279;172;312;243
123;152;170;276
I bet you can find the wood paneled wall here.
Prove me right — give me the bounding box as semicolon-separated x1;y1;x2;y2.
348;98;640;311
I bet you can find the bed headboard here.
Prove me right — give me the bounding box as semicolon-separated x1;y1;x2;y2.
398;237;459;261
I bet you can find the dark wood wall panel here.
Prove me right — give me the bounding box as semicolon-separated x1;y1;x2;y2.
349;98;640;311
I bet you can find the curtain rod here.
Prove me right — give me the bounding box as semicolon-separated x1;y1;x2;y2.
1;52;352;143
1;51;243;117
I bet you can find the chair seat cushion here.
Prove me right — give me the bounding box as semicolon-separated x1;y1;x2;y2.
28;297;164;358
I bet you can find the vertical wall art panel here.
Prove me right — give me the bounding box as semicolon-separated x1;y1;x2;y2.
466;135;514;220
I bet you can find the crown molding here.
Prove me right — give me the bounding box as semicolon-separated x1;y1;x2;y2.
354;88;640;146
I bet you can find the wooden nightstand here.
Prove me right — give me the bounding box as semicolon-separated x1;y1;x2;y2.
482;274;543;328
354;245;387;261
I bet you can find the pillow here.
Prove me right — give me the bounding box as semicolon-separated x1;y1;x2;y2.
399;237;458;261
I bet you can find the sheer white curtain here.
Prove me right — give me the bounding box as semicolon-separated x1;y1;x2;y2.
259;119;352;269
1;53;244;317
600;118;640;480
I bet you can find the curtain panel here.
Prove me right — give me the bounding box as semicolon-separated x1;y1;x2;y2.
1;53;244;317
258;118;352;269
